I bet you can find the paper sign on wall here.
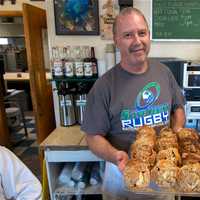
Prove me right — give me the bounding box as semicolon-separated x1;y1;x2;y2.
100;0;119;40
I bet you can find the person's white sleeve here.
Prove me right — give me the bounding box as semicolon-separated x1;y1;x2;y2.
0;146;42;200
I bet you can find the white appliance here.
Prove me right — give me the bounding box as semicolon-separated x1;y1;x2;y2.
183;62;200;88
185;101;200;119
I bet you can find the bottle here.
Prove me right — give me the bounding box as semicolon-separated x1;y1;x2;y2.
89;162;101;185
74;46;84;78
83;46;93;78
64;46;74;78
58;163;75;187
77;163;92;189
91;47;98;78
52;47;64;78
71;162;87;181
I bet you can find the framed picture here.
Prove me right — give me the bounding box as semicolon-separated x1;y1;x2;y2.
53;0;99;35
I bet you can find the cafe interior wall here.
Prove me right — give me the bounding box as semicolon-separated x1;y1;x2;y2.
45;0;200;126
45;0;200;67
2;0;200;126
1;0;200;65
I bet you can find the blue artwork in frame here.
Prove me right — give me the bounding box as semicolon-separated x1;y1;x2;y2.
54;0;99;35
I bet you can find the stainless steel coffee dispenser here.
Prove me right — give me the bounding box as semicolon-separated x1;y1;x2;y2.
75;83;88;124
58;83;76;126
75;93;87;124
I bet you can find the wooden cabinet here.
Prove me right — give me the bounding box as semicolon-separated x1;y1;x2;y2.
40;126;103;200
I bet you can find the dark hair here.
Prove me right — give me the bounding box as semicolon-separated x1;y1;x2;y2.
113;7;149;36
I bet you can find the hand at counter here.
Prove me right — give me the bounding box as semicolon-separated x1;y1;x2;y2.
115;150;129;173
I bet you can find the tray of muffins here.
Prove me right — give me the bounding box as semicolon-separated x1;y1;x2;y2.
123;126;200;196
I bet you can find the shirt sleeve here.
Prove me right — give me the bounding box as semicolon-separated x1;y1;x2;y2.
0;146;42;200
168;70;186;112
81;78;111;135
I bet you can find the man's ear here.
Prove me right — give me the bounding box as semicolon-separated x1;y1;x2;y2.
113;36;119;48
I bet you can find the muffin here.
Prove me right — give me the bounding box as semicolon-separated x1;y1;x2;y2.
159;127;175;138
181;152;200;165
136;125;157;141
124;159;150;190
130;144;156;168
151;160;179;189
178;163;200;192
156;148;181;166
156;135;179;152
176;128;199;142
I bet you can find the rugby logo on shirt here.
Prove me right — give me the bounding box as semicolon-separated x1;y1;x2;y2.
135;82;160;110
121;82;169;130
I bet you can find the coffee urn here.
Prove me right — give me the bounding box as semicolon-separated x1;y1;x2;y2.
58;82;76;126
75;83;88;124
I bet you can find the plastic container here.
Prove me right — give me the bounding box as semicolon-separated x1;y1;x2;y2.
89;162;101;185
71;162;87;181
58;163;75;187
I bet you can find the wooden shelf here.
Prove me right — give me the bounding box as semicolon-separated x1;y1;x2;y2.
54;183;102;197
52;77;97;82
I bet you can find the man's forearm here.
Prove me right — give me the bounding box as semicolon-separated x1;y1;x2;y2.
171;107;186;132
85;134;119;165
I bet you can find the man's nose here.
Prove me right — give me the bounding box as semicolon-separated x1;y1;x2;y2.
131;34;141;44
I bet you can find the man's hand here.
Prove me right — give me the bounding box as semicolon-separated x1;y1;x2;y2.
115;150;129;173
173;127;183;133
86;134;129;172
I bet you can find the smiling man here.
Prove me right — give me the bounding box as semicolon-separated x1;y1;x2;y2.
81;7;185;200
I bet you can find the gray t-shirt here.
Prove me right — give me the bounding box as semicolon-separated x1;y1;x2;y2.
81;59;185;152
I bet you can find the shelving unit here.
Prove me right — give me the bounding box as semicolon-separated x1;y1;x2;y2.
53;77;97;82
52;77;97;127
52;77;97;92
54;183;102;199
40;126;104;200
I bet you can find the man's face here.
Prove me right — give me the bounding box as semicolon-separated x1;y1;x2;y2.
114;12;150;68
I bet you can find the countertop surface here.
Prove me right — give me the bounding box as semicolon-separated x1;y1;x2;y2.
40;125;87;150
3;72;52;81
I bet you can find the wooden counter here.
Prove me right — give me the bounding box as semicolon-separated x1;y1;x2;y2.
3;72;52;81
40;125;87;150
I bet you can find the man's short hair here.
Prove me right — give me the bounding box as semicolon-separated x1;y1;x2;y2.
113;7;149;36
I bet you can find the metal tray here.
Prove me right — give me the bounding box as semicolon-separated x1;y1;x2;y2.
125;181;200;197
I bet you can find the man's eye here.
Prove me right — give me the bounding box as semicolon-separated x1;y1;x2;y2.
139;31;147;37
124;33;133;39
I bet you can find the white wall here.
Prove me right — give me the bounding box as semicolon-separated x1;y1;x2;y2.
46;0;113;62
2;0;200;61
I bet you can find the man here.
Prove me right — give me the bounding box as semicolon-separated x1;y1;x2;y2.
81;7;185;200
0;146;42;199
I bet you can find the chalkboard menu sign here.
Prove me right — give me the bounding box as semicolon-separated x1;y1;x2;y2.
152;0;200;40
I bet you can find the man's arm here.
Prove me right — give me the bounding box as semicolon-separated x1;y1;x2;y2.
86;134;129;172
171;106;186;132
